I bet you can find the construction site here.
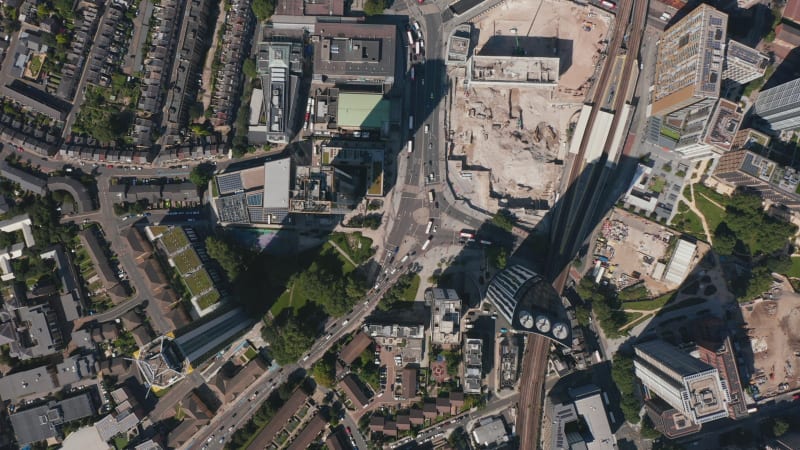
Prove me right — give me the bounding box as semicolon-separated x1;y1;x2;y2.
740;292;800;400
446;0;612;226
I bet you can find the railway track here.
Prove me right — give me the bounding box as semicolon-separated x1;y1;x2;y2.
517;1;647;448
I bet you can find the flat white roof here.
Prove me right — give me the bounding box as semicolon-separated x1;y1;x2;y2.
664;239;696;285
263;158;291;209
574;392;615;450
249;88;264;126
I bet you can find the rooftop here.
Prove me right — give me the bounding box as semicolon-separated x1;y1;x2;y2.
313;23;396;82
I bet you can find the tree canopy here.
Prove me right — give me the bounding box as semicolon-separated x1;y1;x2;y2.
251;0;274;21
189;163;216;188
205;236;246;282
262;316;316;365
610;352;641;423
243;58;258;78
311;355;336;388
719;191;796;256
363;0;386;15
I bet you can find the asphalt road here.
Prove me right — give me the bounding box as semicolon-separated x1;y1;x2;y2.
183;264;418;450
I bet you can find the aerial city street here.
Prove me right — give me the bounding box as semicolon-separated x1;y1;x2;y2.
2;0;800;448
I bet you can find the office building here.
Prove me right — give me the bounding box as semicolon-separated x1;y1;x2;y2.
429;288;462;347
722;40;769;86
552;385;616;450
463;338;483;394
312;23;396;88
652;4;727;118
214;158;291;225
754;77;800;131
634;340;730;431
251;35;304;144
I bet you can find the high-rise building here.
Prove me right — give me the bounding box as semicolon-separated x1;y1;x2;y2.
754;77;800;131
722;40;769;85
651;4;728;118
634;340;731;429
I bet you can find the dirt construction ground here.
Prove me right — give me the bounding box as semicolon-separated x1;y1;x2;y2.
741;293;800;398
450;88;576;205
448;0;612;210
471;0;612;96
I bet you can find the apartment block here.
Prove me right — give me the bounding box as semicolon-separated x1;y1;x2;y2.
651;4;727;118
634;340;730;432
754;77;800;131
713;149;800;209
722;40;769;85
251;34;304;144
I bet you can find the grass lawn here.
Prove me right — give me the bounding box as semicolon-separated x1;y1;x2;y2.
161;228;190;254
173;248;202;274
693;192;725;234
660;296;708;314
671;202;706;241
622;291;676;311
184;268;213;296
789;257;800;278
329;232;375;265
113;435;129;450
196;290;221;309
244;347;258;360
693;183;729;206
621;311;643;328
320;242;355;274
400;274;420;301
649;176;666;194
660;126;680;141
270;288;293;316
621;312;652;331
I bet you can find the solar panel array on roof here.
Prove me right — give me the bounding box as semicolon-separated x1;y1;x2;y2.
216;173;244;195
246;192;264;206
216;194;248;223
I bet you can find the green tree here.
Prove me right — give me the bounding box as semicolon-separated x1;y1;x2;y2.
189;102;205;120
610;352;641;423
243;58;258;78
713;222;737;256
363;0;386;15
488;247;508;270
262;317;316;365
491;209;515;232
189;163;215;188
251;0;274;21
205;236;245;281
311;356;336;388
772;418;790;437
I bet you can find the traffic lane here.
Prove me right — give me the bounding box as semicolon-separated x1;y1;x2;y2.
343;412;369;450
197;371;289;450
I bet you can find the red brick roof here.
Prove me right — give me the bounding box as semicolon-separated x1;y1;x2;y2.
786;0;800;25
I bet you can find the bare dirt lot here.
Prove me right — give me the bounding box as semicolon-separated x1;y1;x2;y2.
742;293;800;398
450;88;570;205
471;0;611;95
448;0;612;216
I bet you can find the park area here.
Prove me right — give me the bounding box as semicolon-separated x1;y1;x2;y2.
270;237;367;317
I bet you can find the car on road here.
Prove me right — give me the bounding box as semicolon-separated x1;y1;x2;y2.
219;436;225;444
